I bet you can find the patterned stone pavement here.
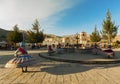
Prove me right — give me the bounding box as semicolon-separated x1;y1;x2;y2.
0;50;120;84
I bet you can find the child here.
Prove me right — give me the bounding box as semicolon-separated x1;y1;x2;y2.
5;44;36;72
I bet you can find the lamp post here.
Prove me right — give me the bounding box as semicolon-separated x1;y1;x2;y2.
76;33;79;49
20;31;26;50
22;32;24;42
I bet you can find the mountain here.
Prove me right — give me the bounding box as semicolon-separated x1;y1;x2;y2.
0;28;10;36
45;34;62;38
0;28;10;41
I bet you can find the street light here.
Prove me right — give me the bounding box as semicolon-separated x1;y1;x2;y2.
22;32;24;42
20;31;26;50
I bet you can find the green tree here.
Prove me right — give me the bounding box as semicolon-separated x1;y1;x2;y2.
101;10;118;45
112;40;120;48
27;19;45;43
7;24;23;44
90;25;101;42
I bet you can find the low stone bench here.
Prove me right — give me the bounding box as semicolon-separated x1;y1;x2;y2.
76;48;92;54
62;48;75;53
67;48;75;53
48;50;55;56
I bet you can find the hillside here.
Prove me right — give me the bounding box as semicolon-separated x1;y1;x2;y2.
0;28;10;41
0;28;10;36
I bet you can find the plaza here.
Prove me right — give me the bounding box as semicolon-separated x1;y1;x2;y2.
0;49;120;84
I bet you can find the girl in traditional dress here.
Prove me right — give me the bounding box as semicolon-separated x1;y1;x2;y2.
5;43;35;72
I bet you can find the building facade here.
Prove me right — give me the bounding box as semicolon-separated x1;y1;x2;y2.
43;32;90;46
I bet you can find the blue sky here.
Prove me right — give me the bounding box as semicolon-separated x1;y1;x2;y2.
0;0;120;36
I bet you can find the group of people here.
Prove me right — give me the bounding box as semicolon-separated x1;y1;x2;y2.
48;43;115;58
4;42;115;72
5;42;36;72
92;43;115;58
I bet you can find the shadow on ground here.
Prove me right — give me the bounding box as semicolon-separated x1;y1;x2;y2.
39;50;120;75
40;61;120;75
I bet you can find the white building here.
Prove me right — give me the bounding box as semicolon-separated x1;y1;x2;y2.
42;32;90;46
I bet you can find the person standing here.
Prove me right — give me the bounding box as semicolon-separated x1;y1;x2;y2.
5;44;36;72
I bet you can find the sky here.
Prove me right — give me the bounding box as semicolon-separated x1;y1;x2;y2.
0;0;120;36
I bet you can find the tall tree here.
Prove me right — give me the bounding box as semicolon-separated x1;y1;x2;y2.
90;25;101;42
101;10;118;45
27;19;45;43
7;24;23;44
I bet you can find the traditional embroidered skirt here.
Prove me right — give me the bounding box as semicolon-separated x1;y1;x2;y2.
103;49;114;56
5;55;36;68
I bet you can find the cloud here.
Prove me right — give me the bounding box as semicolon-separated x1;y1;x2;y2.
0;0;79;31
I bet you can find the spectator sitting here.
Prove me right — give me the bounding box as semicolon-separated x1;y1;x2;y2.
103;45;115;58
92;43;99;55
56;46;63;54
103;45;113;53
48;45;55;56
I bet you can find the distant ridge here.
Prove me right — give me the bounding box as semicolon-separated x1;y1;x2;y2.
0;28;10;36
0;28;10;31
0;28;10;41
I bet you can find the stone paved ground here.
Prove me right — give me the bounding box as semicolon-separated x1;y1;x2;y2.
0;50;120;84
